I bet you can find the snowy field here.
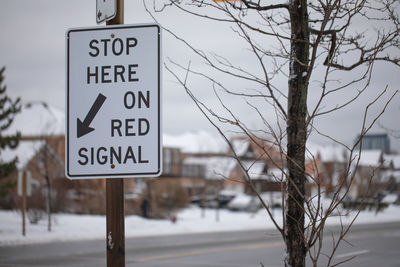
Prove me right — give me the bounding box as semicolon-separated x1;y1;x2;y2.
1;204;400;247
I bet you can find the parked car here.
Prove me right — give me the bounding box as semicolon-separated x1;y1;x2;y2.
381;193;400;205
192;190;238;209
218;190;237;208
227;194;259;212
259;192;283;208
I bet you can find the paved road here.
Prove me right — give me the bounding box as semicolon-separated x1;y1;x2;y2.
1;222;399;266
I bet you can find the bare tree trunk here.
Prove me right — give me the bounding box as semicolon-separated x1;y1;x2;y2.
45;174;51;232
285;1;309;266
43;141;52;232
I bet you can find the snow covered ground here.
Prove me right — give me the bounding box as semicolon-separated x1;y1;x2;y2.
2;204;400;247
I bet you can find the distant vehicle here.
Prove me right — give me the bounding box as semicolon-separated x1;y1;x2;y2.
227;191;283;212
218;190;237;208
191;195;220;209
227;194;259;212
381;193;400;205
192;190;238;209
259;192;283;208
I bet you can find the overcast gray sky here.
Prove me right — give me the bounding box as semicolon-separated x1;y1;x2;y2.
1;0;399;152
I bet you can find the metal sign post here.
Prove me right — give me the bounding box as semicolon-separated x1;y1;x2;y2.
106;177;125;267
21;171;27;236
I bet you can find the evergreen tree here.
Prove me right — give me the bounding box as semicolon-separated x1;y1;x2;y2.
0;66;21;196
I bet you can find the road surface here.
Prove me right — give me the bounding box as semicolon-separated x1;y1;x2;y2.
0;222;399;266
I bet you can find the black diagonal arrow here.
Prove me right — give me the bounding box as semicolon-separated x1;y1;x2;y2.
97;10;102;20
77;93;107;138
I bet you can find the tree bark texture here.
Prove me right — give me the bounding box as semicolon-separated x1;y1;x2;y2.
285;1;309;266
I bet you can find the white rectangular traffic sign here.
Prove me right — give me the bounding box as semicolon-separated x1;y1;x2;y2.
66;24;162;179
96;0;116;24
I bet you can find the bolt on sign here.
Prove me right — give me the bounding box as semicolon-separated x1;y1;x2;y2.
65;24;162;179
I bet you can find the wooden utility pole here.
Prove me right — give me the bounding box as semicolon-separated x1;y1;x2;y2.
106;179;125;267
105;1;125;266
21;171;27;236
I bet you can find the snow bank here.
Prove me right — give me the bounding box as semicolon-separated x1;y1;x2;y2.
1;203;400;246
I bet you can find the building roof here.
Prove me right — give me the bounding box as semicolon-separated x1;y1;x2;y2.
163;131;226;154
182;156;236;180
307;143;348;163
355;150;383;167
383;154;400;169
380;169;400;183
1;102;65;170
4;101;65;137
1;140;44;169
231;138;251;157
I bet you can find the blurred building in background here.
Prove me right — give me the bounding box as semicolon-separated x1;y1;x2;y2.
1;103;400;218
356;133;391;153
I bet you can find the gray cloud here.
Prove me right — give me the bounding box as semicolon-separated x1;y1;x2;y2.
1;0;399;152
